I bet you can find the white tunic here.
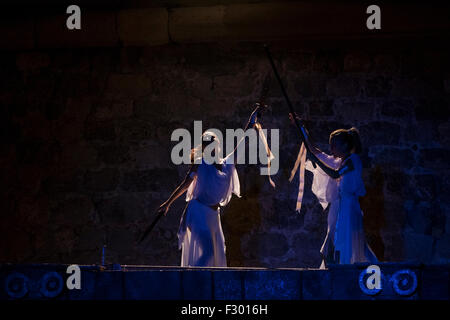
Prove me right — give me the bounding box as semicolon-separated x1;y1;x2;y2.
178;156;240;267
306;152;378;266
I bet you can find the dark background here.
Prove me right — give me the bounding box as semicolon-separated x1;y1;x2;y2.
0;1;449;267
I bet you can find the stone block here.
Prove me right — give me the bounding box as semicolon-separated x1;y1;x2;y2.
124;270;181;300
242;232;289;260
419;148;450;170
94;271;124;299
109;228;136;254
373;54;400;75
76;226;104;252
438;122;450;146
333;100;375;122
415;98;450;122
445;78;450;94
59;142;98;170
94;194;147;225
213;73;255;97
326;76;360;97
308;100;334;118
84;120;117;141
36;11;118;48
380;99;414;119
434;234;450;262
51;195;95;226
118;8;169;46
213;270;243;300
170;6;227;43
83;168;120;192
91;100;134;121
421;266;449;300
365;76;392;97
343;52;371;73
16;52;50;71
404;231;434;262
391;78;440;98
105;74;153;99
96;144;130;165
403;122;439;145
413;174;438;201
0;19;34;50
133;98;168;121
293;77;327;98
370;147;415;169
121;169;179;192
182;269;212;300
115;118;158;142
41;170;84;194
244;270;301;300
330;265;369;300
291;231;324;267
302;269;332;300
359;122;401;146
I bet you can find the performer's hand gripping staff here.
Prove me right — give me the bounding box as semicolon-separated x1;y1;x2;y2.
137;105;262;245
289;113;354;180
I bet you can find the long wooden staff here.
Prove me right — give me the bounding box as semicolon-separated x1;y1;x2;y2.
264;44;314;163
264;44;316;213
137;210;164;244
264;45;302;129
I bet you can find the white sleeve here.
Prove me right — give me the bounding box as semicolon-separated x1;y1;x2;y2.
316;152;341;170
219;162;241;207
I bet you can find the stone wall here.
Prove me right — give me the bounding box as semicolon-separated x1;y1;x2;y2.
1;41;449;267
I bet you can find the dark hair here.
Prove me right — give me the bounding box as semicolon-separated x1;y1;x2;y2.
329;127;362;154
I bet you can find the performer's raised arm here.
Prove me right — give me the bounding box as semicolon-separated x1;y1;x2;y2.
224;104;261;162
157;164;198;216
290;113;354;180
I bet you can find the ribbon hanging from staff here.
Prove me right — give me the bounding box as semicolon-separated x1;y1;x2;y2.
255;122;276;188
289;142;307;212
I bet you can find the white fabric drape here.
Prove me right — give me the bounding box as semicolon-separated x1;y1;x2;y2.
254;122;276;188
178;156;240;267
295;149;378;267
289;142;307;212
331;153;377;265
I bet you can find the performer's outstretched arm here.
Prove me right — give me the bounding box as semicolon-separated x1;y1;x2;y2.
306;147;354;179
225;105;261;162
290;114;354;179
157;164;198;215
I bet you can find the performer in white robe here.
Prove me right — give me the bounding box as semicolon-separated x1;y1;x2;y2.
157;106;267;267
178;148;240;267
290;114;378;267
304;152;341;268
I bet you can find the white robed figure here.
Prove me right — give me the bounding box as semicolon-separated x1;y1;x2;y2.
289;114;378;267
178;132;240;267
157;106;271;267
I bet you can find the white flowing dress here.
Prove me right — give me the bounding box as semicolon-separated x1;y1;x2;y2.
306;152;378;266
178;156;240;267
